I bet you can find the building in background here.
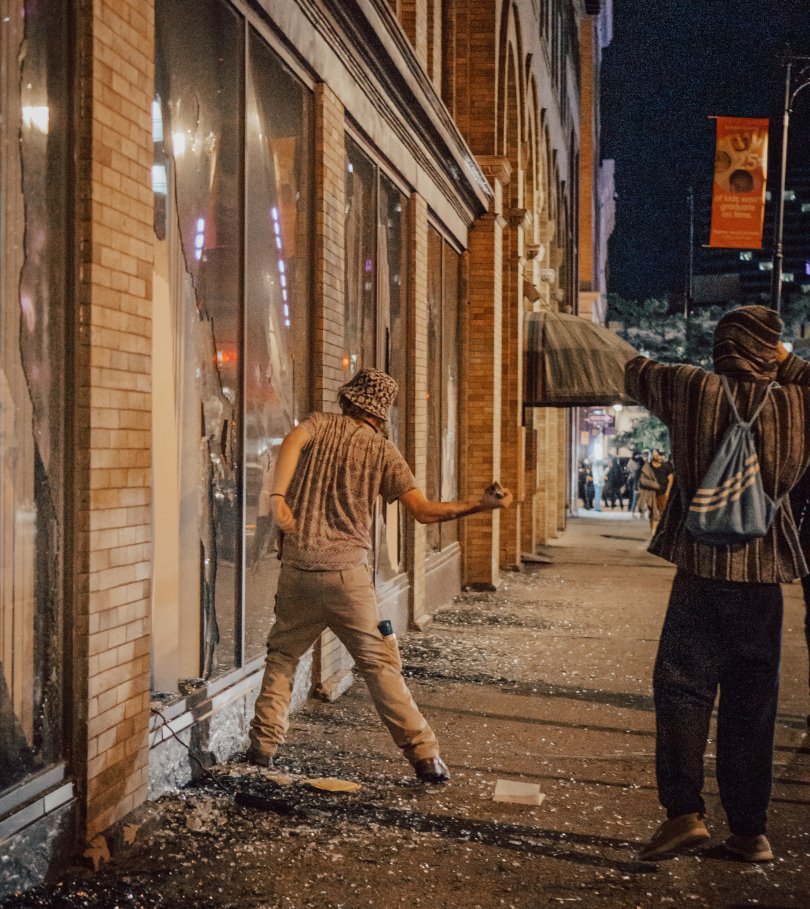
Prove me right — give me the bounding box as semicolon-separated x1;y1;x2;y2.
693;166;810;313
0;0;608;892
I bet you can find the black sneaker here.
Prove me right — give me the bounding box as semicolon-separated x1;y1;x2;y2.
245;747;275;768
413;757;450;783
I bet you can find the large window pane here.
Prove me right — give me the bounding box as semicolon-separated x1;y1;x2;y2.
243;29;313;660
0;0;67;790
154;0;242;680
376;176;408;580
343;138;377;380
425;231;460;552
426;228;443;552
441;245;461;544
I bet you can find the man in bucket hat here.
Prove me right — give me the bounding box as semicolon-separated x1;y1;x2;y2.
247;367;513;782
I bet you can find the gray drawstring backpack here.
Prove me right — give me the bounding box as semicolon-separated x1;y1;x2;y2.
684;376;780;546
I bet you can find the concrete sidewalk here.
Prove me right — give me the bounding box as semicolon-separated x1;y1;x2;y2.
5;514;810;908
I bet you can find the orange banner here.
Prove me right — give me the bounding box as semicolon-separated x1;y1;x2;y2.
709;117;769;249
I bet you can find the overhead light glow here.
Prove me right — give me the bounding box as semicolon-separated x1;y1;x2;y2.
22;105;49;134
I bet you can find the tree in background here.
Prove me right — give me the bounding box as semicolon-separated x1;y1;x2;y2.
614;414;670;456
607;292;810;455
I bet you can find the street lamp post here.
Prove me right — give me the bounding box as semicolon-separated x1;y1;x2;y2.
771;54;810;314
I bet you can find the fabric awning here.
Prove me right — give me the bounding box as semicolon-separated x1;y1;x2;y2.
524;311;639;407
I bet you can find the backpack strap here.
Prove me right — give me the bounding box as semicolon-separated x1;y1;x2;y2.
719;375;777;429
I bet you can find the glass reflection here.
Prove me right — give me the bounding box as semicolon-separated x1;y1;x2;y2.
441;245;460;545
426;228;443;552
243;28;312;660
426;231;461;552
155;0;242;678
0;0;67;791
375;177;408;580
343;138;377;380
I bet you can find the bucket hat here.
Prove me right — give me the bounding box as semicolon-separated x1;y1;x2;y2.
338;367;399;422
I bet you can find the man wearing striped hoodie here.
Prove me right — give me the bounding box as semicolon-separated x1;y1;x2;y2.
625;304;810;863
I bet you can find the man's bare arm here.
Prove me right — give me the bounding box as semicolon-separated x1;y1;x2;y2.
268;425;310;533
400;487;513;525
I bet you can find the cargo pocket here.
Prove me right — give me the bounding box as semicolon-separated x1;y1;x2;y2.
382;632;402;671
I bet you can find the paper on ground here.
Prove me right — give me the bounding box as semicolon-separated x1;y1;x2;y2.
493;779;545;806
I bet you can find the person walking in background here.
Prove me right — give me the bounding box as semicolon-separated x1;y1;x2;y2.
626;305;810;864
637;451;659;529
592;459;605;512
625;450;643;516
648;448;674;534
582;459;595;510
247;367;513;783
605;456;626;510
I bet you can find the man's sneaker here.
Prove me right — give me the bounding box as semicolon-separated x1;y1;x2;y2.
413;756;450;783
245;747;275;768
724;834;774;862
638;812;710;860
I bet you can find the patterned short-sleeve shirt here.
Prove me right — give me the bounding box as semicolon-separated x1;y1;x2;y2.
281;412;417;571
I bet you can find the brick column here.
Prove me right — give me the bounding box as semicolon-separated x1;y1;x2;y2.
460;156;509;588
312;83;346;415
75;0;154;838
557;410;568;531
545;410;560;539
406;194;429;628
499;208;529;570
310;83;354;698
399;0;428;68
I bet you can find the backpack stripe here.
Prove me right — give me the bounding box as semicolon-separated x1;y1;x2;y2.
689;466;760;513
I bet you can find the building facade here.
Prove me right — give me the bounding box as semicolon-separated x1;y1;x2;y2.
0;0;605;892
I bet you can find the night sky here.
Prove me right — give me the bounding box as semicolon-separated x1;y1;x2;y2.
602;0;810;301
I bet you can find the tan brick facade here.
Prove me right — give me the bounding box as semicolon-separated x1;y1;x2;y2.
406;194;429;626
76;0;154;838
1;2;598;886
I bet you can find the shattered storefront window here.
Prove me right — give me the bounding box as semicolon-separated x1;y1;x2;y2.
343;138;377;382
243;29;312;660
426;230;461;552
154;0;242;681
375;176;408;581
153;0;313;684
0;1;67;791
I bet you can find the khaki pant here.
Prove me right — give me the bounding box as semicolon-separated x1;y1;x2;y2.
249;564;439;765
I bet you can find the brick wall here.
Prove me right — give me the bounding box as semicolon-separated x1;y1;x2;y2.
399;0;428;67
311;83;354;691
406;195;428;626
76;0;155;838
460;157;508;587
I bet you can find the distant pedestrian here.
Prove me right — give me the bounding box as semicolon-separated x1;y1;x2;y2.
592;459;605;512
605;456;626;509
625;450;642;516
246;368;513;783
626;305;810;864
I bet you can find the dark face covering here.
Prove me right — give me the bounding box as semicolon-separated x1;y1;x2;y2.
712;304;784;381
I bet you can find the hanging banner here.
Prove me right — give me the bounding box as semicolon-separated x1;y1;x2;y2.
709;116;769;249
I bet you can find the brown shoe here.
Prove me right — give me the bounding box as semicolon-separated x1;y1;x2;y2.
724;834;773;862
413;757;450;783
638;812;710;860
245;747;275;768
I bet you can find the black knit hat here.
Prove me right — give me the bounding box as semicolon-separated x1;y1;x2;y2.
713;304;783;378
338;368;399;421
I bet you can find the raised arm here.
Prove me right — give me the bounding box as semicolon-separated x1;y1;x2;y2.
267;424;310;533
775;341;810;386
400;486;513;525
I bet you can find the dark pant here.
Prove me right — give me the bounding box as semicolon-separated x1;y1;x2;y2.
653;571;782;836
799;575;810;688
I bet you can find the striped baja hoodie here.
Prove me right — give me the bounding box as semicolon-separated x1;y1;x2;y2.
625;352;810;583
